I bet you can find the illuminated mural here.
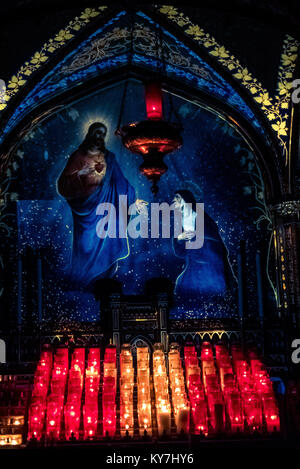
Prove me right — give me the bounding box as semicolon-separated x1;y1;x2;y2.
0;5;291;324
13;80;276;322
1;5;298;162
157;5;299;163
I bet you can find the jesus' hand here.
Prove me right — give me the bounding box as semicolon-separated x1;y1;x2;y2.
178;231;196;241
77;166;95;176
77;164;104;185
135;199;148;215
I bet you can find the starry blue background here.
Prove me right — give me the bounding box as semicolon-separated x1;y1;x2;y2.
15;80;274;322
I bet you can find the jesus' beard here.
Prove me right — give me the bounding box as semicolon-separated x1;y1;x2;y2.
80;135;106;154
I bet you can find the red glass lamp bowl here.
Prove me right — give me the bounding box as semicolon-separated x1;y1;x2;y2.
115;81;183;194
116;120;182;156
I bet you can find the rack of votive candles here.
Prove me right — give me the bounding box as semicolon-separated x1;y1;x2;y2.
83;348;100;439
232;345;262;431
153;344;171;436
215;344;243;432
200;342;225;433
46;348;69;439
64;348;85;440
249;352;280;432
136;345;152;436
102;345;117;436
28;349;53;440
168;344;190;434
119;344;134;436
184;344;208;435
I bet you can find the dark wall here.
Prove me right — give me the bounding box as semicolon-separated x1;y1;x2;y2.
0;1;299;87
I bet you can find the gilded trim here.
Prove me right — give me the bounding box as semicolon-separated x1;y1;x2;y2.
0;7;107;111
157;5;299;158
0;4;298;159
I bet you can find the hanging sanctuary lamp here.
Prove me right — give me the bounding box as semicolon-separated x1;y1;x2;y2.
115;18;183;195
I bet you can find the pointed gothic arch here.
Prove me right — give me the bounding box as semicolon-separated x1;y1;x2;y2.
0;5;297;202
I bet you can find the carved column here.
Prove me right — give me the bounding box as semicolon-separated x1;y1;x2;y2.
156;293;169;351
270;200;300;329
109;293;121;352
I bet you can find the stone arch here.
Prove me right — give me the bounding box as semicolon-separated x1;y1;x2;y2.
176;335;184;346
202;333;211;343
0;4;293;318
229;332;240;343
130;335;153;353
211;332;221;345
0;6;286;201
184;334;194;345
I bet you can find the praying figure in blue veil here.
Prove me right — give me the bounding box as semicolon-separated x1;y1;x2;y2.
172;190;233;299
57;122;136;286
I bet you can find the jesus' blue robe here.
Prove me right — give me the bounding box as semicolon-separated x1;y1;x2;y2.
67;151;135;286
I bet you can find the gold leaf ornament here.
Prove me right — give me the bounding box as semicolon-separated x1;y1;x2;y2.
0;5;108;117
185;25;205;38
159;5;178;16
234;68;252;82
272;121;288;136
158;5;299;155
31;52;48;65
54;29;74;42
281;102;289;109
80;8;100;21
254;92;272;106
7;75;26;89
278;81;292;95
210;46;229;58
281;53;298;66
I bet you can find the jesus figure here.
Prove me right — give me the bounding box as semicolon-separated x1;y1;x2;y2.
57;122;137;286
